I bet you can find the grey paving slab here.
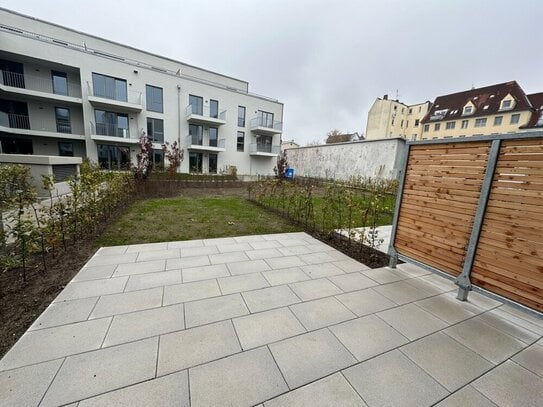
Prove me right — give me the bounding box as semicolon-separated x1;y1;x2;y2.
167;239;204;249
41;337;158;407
262;267;310;286
279;237;310;247
246;248;284;260
290;278;343;301
300;263;345;278
136;248;180;262
324;250;353;261
184;293;248;328
264;372;367;407
396;262;432;277
182;263;229;283
435;385;498;407
402;276;445;295
360;266;407;284
330;314;408;362
290;297;356;331
269;329;357;389
233;307;306;350
72;264;117;282
217;242;253;253
465;290;503;310
377;303;448;341
0;359;63;407
328;272;378;292
0;318;111;371
217;273;270;295
85;252;137;267
189;347;288;407
265;255;307;269
343;349;449;407
418;273;457;292
478;309;541;344
336;288;397;317
298;251;336;265
103;304;184;347
373;280;433;305
179;245;218;257
203;237;236;246
242;285;301;313
234;234;267;243
497;304;543;332
472;360;543;407
278;245;313;256
209;251;249;264
166;255;210;270
333;258;371;273
444;317;527;364
415;293;479;324
29;296;98;331
157;320;240;376
89;287;163;319
78;370;189;407
512;343;543;377
401;332;494;392
226;259;271;276
124;270;182;292
54;276;128;302
162;279;221;306
113;259;166;277
95;245;129;256
125;242;169;252
249;240;284;250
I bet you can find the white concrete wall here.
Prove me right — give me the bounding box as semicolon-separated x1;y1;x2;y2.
285;138;406;181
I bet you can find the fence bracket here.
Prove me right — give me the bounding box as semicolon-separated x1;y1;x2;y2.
388;248;398;269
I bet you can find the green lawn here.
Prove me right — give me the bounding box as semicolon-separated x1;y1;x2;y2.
95;196;301;246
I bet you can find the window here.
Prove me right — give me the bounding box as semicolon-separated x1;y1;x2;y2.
189;124;203;145
55;107;71;133
97;144;130;170
501;100;512;110
463;106;473;115
209;127;218;147
257;110;274;127
94;110;129;138
461;120;469;129
145;85;163;113
494;116;503;126
189;95;203;115
52;71;68;96
510;114;520;124
238;106;246;127
409;108;413;114
256;135;273;152
210;99;218;119
446;121;455;130
237;131;244;151
58;142;73;157
209;153;218;174
153;149;164;170
146;118;164;143
92;73;127;101
0;136;33;154
423;124;429;132
189;152;203;173
475;118;487;127
434;123;440;131
414;119;420;127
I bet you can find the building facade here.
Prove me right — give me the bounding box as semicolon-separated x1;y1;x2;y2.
365;95;430;141
420;81;542;139
0;8;283;175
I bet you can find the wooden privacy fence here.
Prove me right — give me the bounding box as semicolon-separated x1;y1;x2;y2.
388;132;543;312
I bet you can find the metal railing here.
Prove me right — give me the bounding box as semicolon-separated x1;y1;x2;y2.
250;116;283;131
185;104;227;121
249;143;280;154
87;82;142;105
186;134;225;149
90;122;131;138
0;70;82;97
0;112;75;134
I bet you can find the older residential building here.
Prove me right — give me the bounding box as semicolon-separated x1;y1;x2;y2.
0;8;283;175
420;81;541;139
365;95;431;141
281;140;300;150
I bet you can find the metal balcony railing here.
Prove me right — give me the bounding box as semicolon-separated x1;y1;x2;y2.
186;134;226;149
87;82;142;105
249;143;280;154
250;117;283;131
90;122;130;138
0;70;82;97
0;112;74;134
185;104;227;121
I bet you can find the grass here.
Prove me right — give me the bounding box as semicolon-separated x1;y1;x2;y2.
95;196;301;246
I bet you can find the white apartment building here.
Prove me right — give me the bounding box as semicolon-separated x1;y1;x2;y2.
0;8;283;175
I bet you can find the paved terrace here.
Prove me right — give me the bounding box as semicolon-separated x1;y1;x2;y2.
1;232;542;406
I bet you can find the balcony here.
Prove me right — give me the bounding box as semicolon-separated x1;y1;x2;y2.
87;82;142;113
185;134;226;152
0;70;82;104
185;104;227;126
0;112;85;140
89;122;139;145
249;143;280;157
250;117;283;135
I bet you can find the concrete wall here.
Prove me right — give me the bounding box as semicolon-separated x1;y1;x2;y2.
285;138;406;181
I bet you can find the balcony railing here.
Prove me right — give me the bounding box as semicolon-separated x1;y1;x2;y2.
0;112;75;134
250;117;283;132
186;134;226;149
87;82;142;105
185;104;227;121
0;70;82;98
90;122;131;139
249;143;280;154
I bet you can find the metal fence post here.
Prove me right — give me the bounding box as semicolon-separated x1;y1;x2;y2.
455;139;501;301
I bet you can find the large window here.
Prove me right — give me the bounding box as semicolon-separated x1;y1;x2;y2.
237;131;244;152
94;110;129;138
52;71;68;96
92;73;127;101
256;135;273;152
153;149;164;170
210;99;219;119
209;127;218;147
0;59;25;88
146;85;163;113
510;114;520;124
475;118;487;127
258;110;274;127
238;106;246;127
189;152;203;173
97;144;130;170
189;95;203;115
461;120;469;129
55;107;71;133
494;116;503;126
146;118;164;143
445;121;455;130
189;124;203;145
0;136;33;154
58;142;73;157
0;99;30;129
209;153;218;174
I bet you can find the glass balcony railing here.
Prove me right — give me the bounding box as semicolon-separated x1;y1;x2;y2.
250;117;283;131
249;143;280;154
90;122;130;138
185;104;227;121
0;70;82;98
186;134;225;149
87;82;142;105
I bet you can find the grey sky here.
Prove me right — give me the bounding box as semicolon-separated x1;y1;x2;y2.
1;0;541;144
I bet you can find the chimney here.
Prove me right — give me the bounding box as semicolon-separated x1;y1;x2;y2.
383;94;388;100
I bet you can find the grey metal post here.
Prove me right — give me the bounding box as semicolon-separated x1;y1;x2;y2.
455;139;501;301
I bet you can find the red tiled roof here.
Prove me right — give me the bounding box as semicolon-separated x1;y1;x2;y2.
421;81;533;124
521;92;543;129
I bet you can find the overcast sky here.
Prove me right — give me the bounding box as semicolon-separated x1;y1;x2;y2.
1;0;541;144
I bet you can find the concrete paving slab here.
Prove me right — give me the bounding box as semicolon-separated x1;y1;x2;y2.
103;304;184;347
336;288;396;317
179;245;218;257
343;349;449;407
360;266;407;284
184;293;248;328
233;308;306;350
157;320;240;376
249;240;284;250
396;262;432;277
290;297;356;331
377;303;448;340
209;251;249;264
290;278;342;301
512;343;543;377
464;290;503;310
72;264;117;282
189;347;288;407
40;337;158;407
29;296;98;331
373;280;434;305
136;249;180;262
269;329;357;389
94;245;129;256
333;259;371;273
278;245;313;256
125;242;168;252
301;263;344;278
78;370;189;407
403;276;446;295
182;264;229;283
435;385;498;407
415;293;479;324
85;252;137;267
262;267;310;286
264;372;367;407
242;285;301;313
478;309;541;344
167;239;204;249
328;272;378;292
113;259;166;277
165;255;210;270
497;304;543;331
89;287;163;319
0;318;111;371
418;273;457;292
217;242;253;253
330;314;408;362
162;279;221;306
234;235;267;243
400;332;494;391
265;255;307;269
54;276;128;302
218;273;270;295
246;248;284;260
226;259;271;276
203;237;236;246
124;270;182;292
297;251;336;265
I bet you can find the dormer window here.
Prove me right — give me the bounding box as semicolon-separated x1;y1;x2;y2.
501;100;512;109
500;96;515;111
463;106;473;115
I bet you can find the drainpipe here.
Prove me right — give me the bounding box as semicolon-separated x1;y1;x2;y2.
177;85;181;173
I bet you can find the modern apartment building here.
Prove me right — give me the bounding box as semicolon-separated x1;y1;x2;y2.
420;81;542;139
365;95;431;141
0;8;283;175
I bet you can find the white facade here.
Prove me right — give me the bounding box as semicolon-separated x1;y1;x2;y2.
0;8;283;175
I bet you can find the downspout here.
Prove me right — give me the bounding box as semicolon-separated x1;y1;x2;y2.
177;85;181;173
